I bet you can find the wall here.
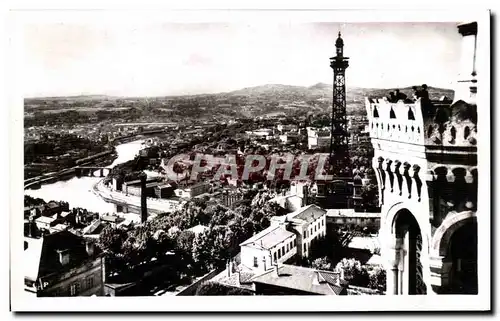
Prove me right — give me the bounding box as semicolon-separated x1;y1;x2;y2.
39;256;105;297
176;269;222;296
240;234;296;272
326;216;380;230
299;215;327;258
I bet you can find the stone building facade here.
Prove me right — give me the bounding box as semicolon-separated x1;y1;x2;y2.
365;22;479;295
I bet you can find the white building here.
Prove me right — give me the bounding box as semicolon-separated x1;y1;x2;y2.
240;205;327;272
174;182;211;199
307;127;331;150
271;205;327;258
326;209;380;231
240;225;297;272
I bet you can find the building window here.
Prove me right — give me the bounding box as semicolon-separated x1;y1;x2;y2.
293;239;296;247
70;282;80;296
304;244;306;252
86;276;94;289
274;252;277;262
253;257;258;267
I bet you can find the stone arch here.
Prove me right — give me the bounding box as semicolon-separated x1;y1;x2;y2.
382;202;431;258
382;202;431;295
430;211;477;257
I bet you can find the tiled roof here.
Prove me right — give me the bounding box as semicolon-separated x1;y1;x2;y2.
24;231;101;282
240;226;294;250
289;204;326;223
250;264;347;295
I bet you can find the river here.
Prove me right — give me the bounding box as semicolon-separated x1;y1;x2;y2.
25;139;148;216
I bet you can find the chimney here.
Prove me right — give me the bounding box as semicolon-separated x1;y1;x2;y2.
86;242;95;256
303;185;309;206
57;249;70;266
27;217;34;237
338;267;345;285
140;173;148;223
274;263;280;277
334;273;341;286
228;260;235;277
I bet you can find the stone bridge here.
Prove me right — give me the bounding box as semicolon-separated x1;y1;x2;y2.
75;166;112;178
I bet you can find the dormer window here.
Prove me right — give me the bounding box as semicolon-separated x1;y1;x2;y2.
57;249;70;266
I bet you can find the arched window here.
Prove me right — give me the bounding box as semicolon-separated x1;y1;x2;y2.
450;126;457;140
464;126;470;139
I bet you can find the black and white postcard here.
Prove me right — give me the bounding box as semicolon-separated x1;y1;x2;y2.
8;7;491;312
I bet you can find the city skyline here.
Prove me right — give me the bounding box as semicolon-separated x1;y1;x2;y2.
24;22;462;98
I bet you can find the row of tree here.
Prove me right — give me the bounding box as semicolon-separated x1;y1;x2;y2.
98;192;287;284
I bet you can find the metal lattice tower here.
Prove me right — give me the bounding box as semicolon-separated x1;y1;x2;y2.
329;32;350;176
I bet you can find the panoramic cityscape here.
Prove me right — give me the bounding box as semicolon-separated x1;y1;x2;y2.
20;19;481;302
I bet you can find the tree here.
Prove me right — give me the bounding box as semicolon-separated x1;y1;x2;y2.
335;258;371;288
176;230;195;254
195;282;248;296
368;267;386;291
311;257;333;271
192;231;213;273
361;184;379;209
98;225;128;255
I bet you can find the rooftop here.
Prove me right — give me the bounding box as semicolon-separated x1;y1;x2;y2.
326;209;380;218
24;230;101;282
35;216;55;224
240;225;295;250
289;204;326;223
250;264;347;295
187;224;209;235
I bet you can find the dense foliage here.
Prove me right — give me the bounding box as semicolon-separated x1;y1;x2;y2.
98;192;287;284
195;282;252;296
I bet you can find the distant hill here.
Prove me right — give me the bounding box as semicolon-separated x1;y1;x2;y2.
226;83;454;102
25;83;453;103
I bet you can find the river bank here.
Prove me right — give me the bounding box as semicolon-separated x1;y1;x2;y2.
24;139;146;216
91;179;182;217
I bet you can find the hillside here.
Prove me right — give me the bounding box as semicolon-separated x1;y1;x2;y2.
24;83;454;122
227;83;454;102
25;83;454;105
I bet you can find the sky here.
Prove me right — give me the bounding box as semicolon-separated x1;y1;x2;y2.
23;22;462;97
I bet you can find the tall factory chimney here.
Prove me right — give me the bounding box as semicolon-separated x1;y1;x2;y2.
140;172;148;223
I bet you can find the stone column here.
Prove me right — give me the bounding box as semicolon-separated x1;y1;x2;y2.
454;22;478;105
401;231;410;295
429;255;452;294
384;238;403;295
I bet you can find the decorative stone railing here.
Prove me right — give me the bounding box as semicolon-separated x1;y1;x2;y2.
365;97;477;149
365;97;424;145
